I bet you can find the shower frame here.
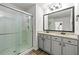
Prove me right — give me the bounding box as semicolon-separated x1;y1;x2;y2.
0;4;33;54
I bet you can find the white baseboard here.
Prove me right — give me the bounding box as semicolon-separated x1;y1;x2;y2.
33;46;38;50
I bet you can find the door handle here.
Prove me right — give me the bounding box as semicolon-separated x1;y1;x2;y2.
27;25;29;30
13;51;16;53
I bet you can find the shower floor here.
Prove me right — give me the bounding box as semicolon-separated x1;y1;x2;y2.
0;43;32;55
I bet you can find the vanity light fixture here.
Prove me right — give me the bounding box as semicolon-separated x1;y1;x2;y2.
48;3;62;11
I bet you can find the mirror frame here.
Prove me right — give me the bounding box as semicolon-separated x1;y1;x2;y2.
43;6;75;32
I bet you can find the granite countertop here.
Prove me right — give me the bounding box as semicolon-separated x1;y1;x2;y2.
38;32;78;39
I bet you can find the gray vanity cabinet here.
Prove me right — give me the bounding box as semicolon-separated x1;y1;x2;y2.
63;43;77;55
62;38;77;55
43;39;51;53
43;35;51;53
52;41;62;55
38;34;51;53
38;33;78;55
51;37;62;55
38;34;44;50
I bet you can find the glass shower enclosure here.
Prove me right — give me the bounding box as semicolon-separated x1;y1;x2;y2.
0;4;32;55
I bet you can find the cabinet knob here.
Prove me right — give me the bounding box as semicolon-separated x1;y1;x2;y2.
55;38;57;39
63;43;65;47
59;43;61;45
68;41;71;43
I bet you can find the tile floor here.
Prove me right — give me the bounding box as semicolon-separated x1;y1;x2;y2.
26;49;48;55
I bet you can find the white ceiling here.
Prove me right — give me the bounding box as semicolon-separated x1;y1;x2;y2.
11;3;35;11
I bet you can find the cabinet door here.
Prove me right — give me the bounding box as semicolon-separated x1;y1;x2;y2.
63;43;77;55
38;37;44;50
52;40;61;55
44;39;51;53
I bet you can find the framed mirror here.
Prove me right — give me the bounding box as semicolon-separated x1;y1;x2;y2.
43;7;74;32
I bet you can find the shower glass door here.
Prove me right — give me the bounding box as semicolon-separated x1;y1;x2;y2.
0;5;32;55
16;13;32;54
0;5;19;55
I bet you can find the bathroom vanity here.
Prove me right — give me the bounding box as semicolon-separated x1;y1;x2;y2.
38;32;78;55
38;6;78;55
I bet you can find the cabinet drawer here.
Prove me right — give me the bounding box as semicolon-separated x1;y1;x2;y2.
51;36;61;41
40;34;44;37
38;34;44;38
38;34;41;37
43;34;50;39
63;38;77;45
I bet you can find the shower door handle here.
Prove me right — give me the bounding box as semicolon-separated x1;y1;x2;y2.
27;25;29;30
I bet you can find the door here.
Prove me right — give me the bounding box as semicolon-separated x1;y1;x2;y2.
0;5;33;55
17;13;32;54
52;40;61;55
44;39;51;53
63;43;77;55
38;37;44;50
21;15;32;52
0;5;19;55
